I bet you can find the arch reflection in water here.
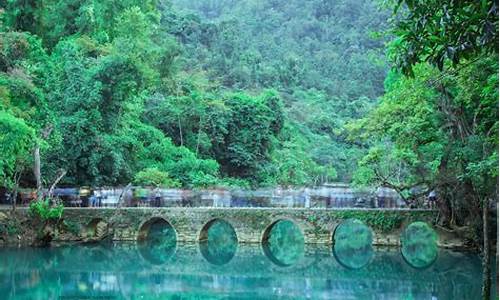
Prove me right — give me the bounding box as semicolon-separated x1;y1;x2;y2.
401;221;438;268
262;219;305;267
138;218;177;265
199;219;238;265
333;218;374;269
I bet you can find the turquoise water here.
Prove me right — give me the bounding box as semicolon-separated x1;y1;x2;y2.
0;242;488;300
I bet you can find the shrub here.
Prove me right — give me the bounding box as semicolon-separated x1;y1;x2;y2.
29;198;64;221
133;168;181;188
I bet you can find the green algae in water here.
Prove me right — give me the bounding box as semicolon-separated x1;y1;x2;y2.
333;218;374;269
401;221;438;268
262;220;304;266
199;219;238;265
138;220;177;265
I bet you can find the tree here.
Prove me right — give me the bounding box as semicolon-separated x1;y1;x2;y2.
133;168;181;188
349;64;445;203
390;0;499;75
351;58;498;299
0;111;34;209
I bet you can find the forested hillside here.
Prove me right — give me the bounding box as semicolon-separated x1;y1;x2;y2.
165;0;389;181
0;0;390;188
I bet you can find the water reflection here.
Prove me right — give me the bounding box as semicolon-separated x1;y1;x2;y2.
0;243;491;299
84;244;109;263
262;220;305;266
199;219;238;265
138;219;177;265
401;222;438;269
333;219;374;269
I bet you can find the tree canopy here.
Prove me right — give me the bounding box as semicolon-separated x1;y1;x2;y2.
0;0;392;188
0;0;497;205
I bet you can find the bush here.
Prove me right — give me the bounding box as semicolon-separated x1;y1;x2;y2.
29;198;64;221
133;168;181;188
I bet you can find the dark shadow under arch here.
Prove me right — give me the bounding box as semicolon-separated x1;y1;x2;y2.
138;217;176;241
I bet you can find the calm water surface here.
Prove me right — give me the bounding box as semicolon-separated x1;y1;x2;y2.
0;242;488;300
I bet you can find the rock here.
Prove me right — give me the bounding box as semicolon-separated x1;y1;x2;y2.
0;212;8;223
95;221;108;239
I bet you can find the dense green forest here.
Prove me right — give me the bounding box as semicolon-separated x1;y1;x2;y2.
0;0;497;212
0;0;391;188
166;0;389;183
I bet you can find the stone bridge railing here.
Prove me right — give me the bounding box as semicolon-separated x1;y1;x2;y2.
48;207;456;247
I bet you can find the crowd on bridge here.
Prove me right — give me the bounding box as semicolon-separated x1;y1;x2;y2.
0;184;437;209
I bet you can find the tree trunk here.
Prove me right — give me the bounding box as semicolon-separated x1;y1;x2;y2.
496;241;499;299
116;183;132;209
33;145;41;197
48;169;66;199
11;171;21;212
178;116;183;146
196;117;203;155
34;124;54;199
482;198;491;300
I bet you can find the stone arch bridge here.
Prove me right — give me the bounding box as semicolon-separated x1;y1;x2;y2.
51;207;460;247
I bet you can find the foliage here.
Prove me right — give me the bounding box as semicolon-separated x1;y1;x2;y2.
351;56;498;219
349;64;445;201
332;210;411;233
133;168;181;188
29;198;64;221
0;0;496;200
166;0;390;183
390;0;499;75
4;0;349;187
62;220;81;235
0;110;34;186
0;218;20;236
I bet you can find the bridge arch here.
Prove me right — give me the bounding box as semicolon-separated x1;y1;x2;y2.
198;218;238;242
332;218;374;269
198;218;239;265
261;219;305;267
84;218;109;239
137;217;177;241
137;217;177;265
56;207;442;246
261;218;306;244
400;221;438;269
